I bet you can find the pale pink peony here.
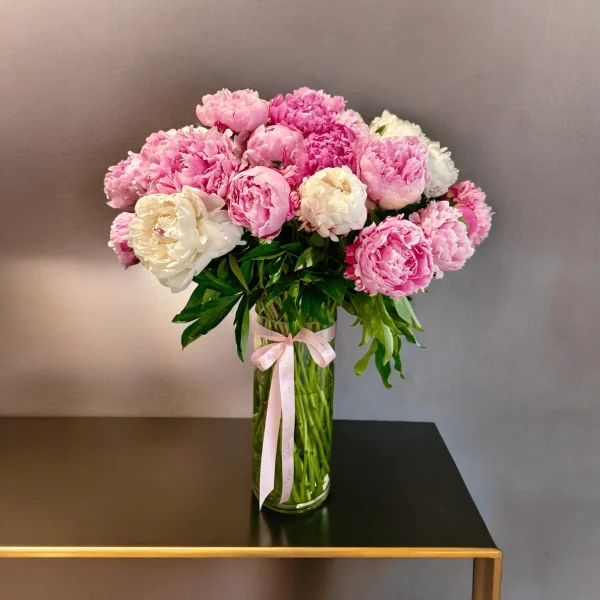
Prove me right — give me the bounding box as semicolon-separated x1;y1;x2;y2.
344;215;434;298
104;153;150;211
227;166;293;240
293;124;359;183
269;87;346;135
196;89;269;133
244;124;304;167
108;212;139;268
140;129;179;162
335;109;370;139
146;127;241;198
359;136;431;210
446;181;493;246
409;200;474;278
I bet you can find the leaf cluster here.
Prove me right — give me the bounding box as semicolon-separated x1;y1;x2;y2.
172;220;425;388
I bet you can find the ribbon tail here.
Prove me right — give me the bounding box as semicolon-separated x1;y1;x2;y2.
258;365;282;509
279;344;296;504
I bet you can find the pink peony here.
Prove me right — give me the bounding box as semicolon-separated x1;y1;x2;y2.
446;181;493;246
108;212;139;268
344;215;434;298
294;124;359;182
196;89;269;133
409;200;474;278
269;87;346;135
227;166;293;240
140;126;207;160
244;124;304;167
104;153;150;211
146;127;241;198
140;128;180;162
335;109;370;139
359;136;431;210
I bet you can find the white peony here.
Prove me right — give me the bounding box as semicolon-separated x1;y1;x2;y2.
424;141;459;198
369;110;427;141
129;186;243;293
299;166;367;241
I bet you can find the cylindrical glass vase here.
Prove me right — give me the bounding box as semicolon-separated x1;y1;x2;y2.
252;300;335;514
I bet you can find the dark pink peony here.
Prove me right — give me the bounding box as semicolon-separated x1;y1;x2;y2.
446;181;493;246
269;87;346;135
409;200;474;278
293;124;359;183
359;135;431;210
108;212;139;268
344;215;434;298
227;166;293;240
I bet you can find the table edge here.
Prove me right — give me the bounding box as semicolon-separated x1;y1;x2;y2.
0;546;502;559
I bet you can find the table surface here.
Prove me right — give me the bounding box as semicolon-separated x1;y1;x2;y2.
0;418;498;558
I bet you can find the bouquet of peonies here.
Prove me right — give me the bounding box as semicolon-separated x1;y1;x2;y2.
105;87;492;512
106;87;491;383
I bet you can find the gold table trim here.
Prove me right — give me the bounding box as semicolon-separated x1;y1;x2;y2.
0;545;502;559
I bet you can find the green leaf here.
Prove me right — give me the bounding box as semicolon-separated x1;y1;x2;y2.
265;274;295;306
282;295;301;337
258;261;265;287
300;287;332;326
246;288;262;311
216;258;229;280
175;280;211;315
370;211;382;225
360;321;375;346
355;340;377;376
392;297;423;331
381;323;394;364
228;254;250;292
341;299;356;316
266;255;286;286
375;125;387;135
298;271;323;283
282;242;303;254
193;270;240;296
294;247;324;271
318;278;352;305
272;160;282;167
307;233;325;247
392;336;406;380
240;242;281;261
398;323;420;346
234;296;250;361
376;295;399;331
288;281;300;298
174;292;241;325
181;294;241;349
374;341;393;389
240;259;254;285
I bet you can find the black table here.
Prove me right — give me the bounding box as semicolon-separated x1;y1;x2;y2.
0;418;502;599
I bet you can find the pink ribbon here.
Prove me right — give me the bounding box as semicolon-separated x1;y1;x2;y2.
251;316;336;509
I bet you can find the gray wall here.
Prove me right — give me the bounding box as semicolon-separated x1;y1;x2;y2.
1;0;599;598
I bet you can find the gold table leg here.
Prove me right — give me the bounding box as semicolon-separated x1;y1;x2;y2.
472;554;502;600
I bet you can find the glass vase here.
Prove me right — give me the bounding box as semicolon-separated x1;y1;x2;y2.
252;298;335;514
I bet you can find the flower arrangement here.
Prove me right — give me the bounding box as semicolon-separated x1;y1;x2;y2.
105;87;492;512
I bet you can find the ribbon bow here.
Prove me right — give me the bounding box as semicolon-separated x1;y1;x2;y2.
251;316;336;509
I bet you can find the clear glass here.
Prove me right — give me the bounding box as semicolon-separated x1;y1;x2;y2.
252;299;335;514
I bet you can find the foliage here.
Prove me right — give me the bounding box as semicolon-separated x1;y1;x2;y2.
172;217;424;387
